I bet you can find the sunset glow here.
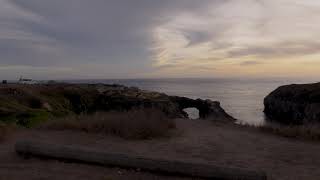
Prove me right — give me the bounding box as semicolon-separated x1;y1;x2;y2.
0;0;320;79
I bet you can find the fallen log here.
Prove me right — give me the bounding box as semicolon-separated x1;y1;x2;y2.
15;140;267;180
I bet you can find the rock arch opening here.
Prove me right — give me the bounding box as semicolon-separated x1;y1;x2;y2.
169;96;236;121
183;107;200;119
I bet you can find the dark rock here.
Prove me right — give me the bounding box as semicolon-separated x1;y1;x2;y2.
0;84;236;124
94;86;235;121
264;82;320;124
170;96;236;121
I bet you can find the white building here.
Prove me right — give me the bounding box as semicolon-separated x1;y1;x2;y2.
18;76;38;84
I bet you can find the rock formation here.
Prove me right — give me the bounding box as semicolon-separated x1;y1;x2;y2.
264;82;320;124
0;83;235;126
169;96;235;121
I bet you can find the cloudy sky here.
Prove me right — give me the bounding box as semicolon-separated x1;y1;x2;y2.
0;0;320;80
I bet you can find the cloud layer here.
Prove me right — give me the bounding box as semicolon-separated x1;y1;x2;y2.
0;0;320;79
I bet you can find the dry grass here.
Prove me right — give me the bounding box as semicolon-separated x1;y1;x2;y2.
259;123;320;141
40;108;176;140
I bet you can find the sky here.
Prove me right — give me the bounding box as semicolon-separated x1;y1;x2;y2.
0;0;320;80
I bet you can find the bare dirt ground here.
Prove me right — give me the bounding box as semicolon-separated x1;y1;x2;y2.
1;119;320;180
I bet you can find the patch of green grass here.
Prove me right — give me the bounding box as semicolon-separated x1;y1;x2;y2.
15;110;52;128
0;85;76;127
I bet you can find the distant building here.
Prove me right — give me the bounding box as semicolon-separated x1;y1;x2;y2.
18;76;38;84
2;80;7;84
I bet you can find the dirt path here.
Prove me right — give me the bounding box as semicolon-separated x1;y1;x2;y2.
1;119;320;180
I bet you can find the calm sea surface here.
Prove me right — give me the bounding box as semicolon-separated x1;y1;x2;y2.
66;78;317;126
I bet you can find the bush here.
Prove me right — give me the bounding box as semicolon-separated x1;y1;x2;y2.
27;97;43;109
40;108;176;140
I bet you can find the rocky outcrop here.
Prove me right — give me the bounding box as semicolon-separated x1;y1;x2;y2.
169;96;236;121
0;84;235;126
62;84;235;121
264;83;320;124
94;85;235;121
94;85;182;118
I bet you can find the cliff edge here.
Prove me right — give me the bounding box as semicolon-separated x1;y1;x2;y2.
0;83;235;127
264;82;320;124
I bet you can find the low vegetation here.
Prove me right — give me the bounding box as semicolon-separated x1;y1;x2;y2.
0;84;182;128
2;84;320;141
40;108;176;140
0;84;78;127
259;123;320;141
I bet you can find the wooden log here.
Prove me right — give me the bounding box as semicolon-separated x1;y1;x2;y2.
15;140;267;180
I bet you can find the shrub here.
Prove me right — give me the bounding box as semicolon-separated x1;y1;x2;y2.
27;97;43;109
41;108;176;140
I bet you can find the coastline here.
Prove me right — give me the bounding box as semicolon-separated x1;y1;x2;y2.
1;82;320;179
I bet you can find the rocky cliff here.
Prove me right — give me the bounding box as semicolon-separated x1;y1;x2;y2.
264;83;320;124
0;83;235;127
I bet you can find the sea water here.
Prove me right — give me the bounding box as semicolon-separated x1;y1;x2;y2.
66;78;317;126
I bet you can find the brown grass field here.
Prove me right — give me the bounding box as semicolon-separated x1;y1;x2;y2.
40;108;176;140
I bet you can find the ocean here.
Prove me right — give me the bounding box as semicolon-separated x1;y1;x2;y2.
66;78;317;126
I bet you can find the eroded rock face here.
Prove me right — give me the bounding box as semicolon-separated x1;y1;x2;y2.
96;86;235;121
169;96;236;121
264;83;320;124
95;86;182;118
0;84;236;124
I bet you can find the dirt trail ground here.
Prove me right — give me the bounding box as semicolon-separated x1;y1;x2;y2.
1;119;320;180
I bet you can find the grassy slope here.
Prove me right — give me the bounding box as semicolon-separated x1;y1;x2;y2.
0;84;177;141
0;84;97;127
0;83;178;128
